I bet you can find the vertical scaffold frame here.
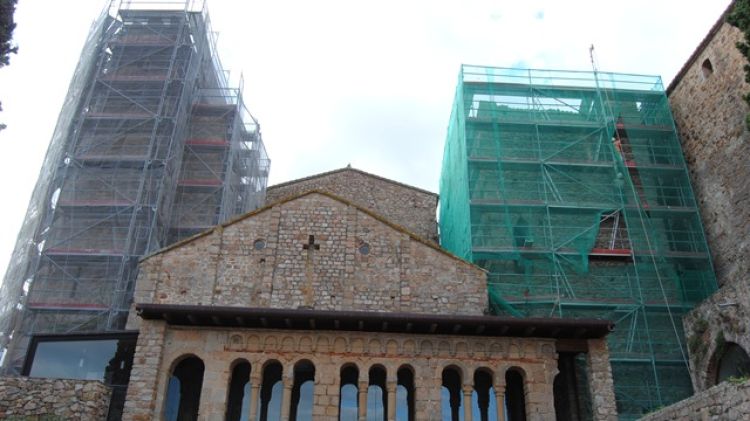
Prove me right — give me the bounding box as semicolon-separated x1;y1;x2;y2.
439;65;717;420
0;0;269;375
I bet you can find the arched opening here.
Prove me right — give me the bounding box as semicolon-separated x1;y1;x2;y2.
225;360;251;421
367;365;387;421
553;352;591;421
290;360;315;421
258;361;283;421
441;366;463;421
340;365;359;421
702;58;714;78
472;369;497;421
164;356;205;421
396;366;415;421
505;368;526;421
715;342;750;385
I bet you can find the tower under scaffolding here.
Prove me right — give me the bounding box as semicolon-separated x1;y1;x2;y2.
439;65;717;420
0;0;269;374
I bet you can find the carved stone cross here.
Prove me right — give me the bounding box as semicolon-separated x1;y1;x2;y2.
302;235;320;257
301;235;319;308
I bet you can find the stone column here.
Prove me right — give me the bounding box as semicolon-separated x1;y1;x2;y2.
280;377;294;421
416;376;443;420
122;320;168;421
463;384;473;421
387;380;397;421
358;380;368;421
494;384;506;421
198;357;230;420
524;364;555;421
322;366;338;419
247;372;262;421
587;339;618;421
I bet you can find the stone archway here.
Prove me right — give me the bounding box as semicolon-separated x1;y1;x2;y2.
715;342;750;385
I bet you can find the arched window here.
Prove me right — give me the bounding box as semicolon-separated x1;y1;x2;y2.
290;360;315;421
225;360;251;421
396;366;415;421
164;356;205;421
505;368;526;421
716;342;750;385
472;369;497;421
702;58;714;78
340;365;359;421
258;361;283;421
441;366;463;421
367;366;387;421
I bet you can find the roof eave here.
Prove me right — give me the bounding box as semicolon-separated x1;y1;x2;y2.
136;303;614;340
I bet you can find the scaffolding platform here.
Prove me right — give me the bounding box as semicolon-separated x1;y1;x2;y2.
440;65;717;420
0;1;270;376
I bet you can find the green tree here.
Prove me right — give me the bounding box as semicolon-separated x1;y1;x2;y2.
0;0;15;130
0;0;17;67
728;0;750;126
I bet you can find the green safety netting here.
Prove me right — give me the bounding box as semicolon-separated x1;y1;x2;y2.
439;65;717;420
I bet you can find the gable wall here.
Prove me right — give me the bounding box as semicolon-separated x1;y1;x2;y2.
132;193;485;319
266;170;438;241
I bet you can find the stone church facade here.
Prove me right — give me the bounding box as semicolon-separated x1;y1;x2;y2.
120;169;618;420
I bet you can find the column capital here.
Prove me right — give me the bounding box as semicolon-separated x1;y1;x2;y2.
462;384;473;394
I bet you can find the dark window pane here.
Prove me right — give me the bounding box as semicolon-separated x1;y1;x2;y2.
165;376;181;421
226;362;251;421
29;339;117;381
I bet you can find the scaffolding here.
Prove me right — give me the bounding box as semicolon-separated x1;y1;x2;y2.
0;0;269;374
439;65;717;420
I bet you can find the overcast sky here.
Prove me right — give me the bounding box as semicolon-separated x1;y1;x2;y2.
0;0;733;279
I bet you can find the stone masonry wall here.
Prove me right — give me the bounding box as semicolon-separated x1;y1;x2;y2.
130;192;486;329
639;380;750;421
586;339;618;421
668;22;750;288
265;168;439;242
129;325;560;421
0;377;111;420
683;279;750;392
122;320;167;421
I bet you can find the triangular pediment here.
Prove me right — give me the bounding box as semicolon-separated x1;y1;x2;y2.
134;191;487;317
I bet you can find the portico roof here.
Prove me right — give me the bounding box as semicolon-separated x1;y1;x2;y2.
136;303;613;340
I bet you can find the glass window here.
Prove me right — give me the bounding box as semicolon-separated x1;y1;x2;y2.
26;334;136;385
